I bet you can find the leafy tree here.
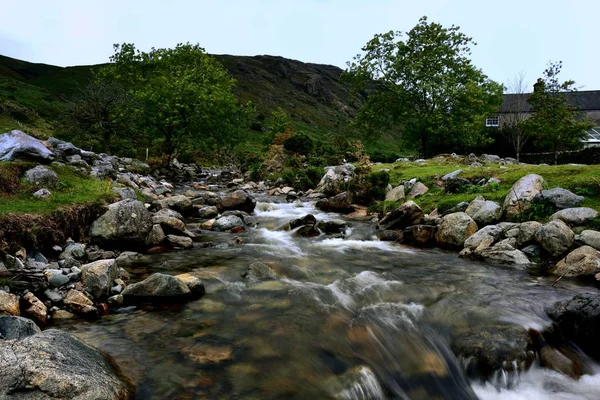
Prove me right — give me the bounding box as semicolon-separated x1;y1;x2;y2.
345;16;503;157
101;43;242;159
283;132;314;155
500;71;531;161
525;61;593;164
62;81;135;155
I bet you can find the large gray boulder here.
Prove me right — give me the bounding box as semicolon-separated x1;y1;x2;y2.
435;212;478;249
315;191;354;213
536;188;584;209
213;215;245;232
0;316;41;340
155;195;194;215
385;185;405;202
471;201;502;226
80;259;119;299
550;246;600;277
503;174;544;219
216;190;256;214
551;207;599;226
90;199;153;248
24;165;59;188
516;221;542;247
464;225;503;250
0;328;134;399
377;201;423;231
534;220;574;257
0;130;54;163
316;164;355;196
580;230;600;250
478;243;531;265
122;273;200;302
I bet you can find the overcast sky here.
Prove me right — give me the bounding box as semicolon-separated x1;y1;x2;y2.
1;0;598;91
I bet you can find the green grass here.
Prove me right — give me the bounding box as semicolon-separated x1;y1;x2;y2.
373;160;600;215
0;163;115;214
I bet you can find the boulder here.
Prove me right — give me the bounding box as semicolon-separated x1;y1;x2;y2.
464;225;503;251
146;224;166;247
0;316;41;340
536;188;584;209
24;165;59;188
112;187;137;200
534;220;574;257
0;290;20;316
442;170;463;181
478;243;531;265
33;188;51;198
503;174;544;219
548;292;600;359
435;212;478;249
242;262;277;281
59;242;86;260
444;177;471;193
90;199;153;248
294;224;320;238
550;246;600;277
465;196;485;217
217;190;256;213
580;230;600;250
376;230;403;242
316;191;354;213
551;207;598;226
403;225;437;246
197;205;219;219
122;273;192;302
316;219;348;235
290;214;317;230
377;201;423;231
166;235;193;249
155;195;194;215
385;185;405;202
471;201;502;226
21;292;47;326
80;259;118;299
315;164;355;196
174;273;205;297
407;182;429;199
213;215;245;232
516;221;542;247
152;212;186;234
63;289;98;316
0;329;134;399
0;130;54;162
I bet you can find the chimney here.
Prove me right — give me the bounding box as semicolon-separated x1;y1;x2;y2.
533;78;545;93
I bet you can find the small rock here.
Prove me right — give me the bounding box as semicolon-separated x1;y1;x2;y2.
22;292;47;325
166;235;193;249
25;165;59;188
33;188;51;198
551;207;599;226
0;290;20;316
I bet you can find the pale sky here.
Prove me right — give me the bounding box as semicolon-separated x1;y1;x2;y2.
1;0;598;91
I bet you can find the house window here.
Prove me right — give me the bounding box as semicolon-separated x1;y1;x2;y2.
485;116;499;127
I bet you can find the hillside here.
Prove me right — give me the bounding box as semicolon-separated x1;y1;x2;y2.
0;53;363;141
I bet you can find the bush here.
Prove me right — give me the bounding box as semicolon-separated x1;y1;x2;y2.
284;132;314;156
347;169;390;205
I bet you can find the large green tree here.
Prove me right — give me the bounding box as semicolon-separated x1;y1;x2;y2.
345;17;503;157
525;61;593;164
101;43;243;159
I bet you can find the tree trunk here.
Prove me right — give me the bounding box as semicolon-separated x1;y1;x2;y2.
516;150;520;162
103;130;111;155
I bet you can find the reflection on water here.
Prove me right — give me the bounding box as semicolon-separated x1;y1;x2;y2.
57;197;600;399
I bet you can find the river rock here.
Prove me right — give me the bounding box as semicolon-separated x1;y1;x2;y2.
503;174;544;219
153;213;186;234
174;273;205;297
377;230;403;242
316;191;354;213
295;224;320;237
536;188;584;209
24;165;59;188
0;130;54;162
63;289;97;316
464;225;503;250
59;242;86;260
471;201;502;226
146;224;166;247
217;190;256;213
0;316;41;340
385;185;405;202
377;201;423;231
465;196;485;216
550;246;600;277
213;215;245;232
548;292;600;360
22;292;47;325
155;195;194;215
80;258;118;299
112;186;137;200
316;163;356;196
0;290;20;316
516;221;542;247
316;219;348;235
290;214;317;230
407;182;429;199
435;212;478;249
122;273;191;302
580;230;600;250
534;220;574;257
403;225;437;246
90;199;153;248
478;243;531;265
0;329;134;399
243;262;277;281
166;234;193;249
197;205;219;219
551;207;599;226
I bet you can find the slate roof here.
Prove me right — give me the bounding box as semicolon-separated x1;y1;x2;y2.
499;90;600;113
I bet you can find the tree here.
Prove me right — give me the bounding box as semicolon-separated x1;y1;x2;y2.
62;81;135;155
500;71;531;161
101;43;242;159
345;16;503;157
525;61;593;164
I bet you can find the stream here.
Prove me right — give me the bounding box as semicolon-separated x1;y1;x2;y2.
56;191;600;399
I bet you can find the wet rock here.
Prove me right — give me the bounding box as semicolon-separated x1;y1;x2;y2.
44;288;63;304
108;294;124;306
80;259;118;299
435;212;478;249
377;230;403;242
403;225;437;246
407;182;429;199
295;224;321;237
115;251;142;267
548;292;600;360
0;130;55;162
324;366;385;400
122;273;192;302
503;174;544;219
516;221;542;247
0;316;41;340
0;329;134;399
47;270;69;288
64;289;97;316
550;246;600;277
521;244;542;259
197;205;219;219
290;214;317;229
0;290;20;316
385;185;405;202
537;188;584;209
155;195;194;215
377;201;423;231
316;163;355;196
52;309;77;320
166;234;193;249
213;215;245;232
580;230;600;250
478;243;531;265
534;220;574;257
217;190;256;213
145;224;166;247
529;329;581;379
243;262;277;281
184;344;233;364
316;219;348;235
90;199;153;248
22;292;47;325
153;213;186;234
174;273;205;297
316;191;354;213
463;225;503;250
33;188;51;198
551;207;599;226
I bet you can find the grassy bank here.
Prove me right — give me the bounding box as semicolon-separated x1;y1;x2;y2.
372;159;600;220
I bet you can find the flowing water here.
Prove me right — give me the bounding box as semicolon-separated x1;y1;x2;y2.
57;193;600;399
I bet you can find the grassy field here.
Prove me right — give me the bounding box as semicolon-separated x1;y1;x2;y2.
0;162;115;215
372;158;600;220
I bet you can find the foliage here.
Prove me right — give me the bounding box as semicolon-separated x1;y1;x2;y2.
100;43;244;159
525;61;593;164
345;16;504;157
347;167;390;205
499;71;531;161
283;132;314;155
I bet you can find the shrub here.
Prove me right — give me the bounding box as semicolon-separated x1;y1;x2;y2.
347;169;390;205
283;132;314;156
